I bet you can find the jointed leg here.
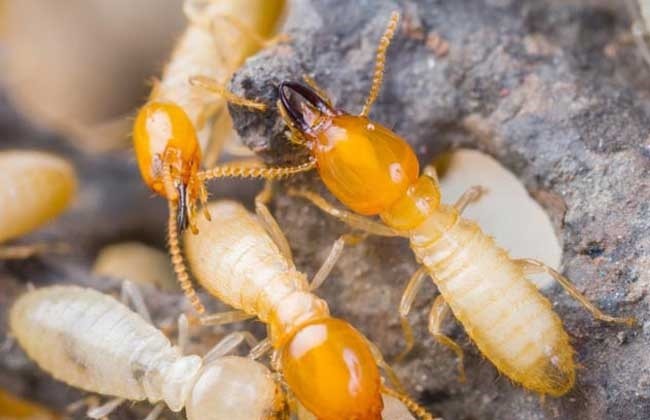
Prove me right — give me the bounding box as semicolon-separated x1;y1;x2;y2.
396;266;429;361
249;338;272;360
453;186;488;214
255;181;293;261
364;338;405;393
86;397;126;419
143;403;165;420
360;11;400;117
422;164;440;185
288;189;405;237
429;295;466;382
515;258;637;326
120;281;152;324
199;309;255;326
309;233;365;291
190;75;268;111
203;330;260;364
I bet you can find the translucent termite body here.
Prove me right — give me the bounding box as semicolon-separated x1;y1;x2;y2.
184;200;434;420
274;12;636;396
0;150;76;260
10;286;280;420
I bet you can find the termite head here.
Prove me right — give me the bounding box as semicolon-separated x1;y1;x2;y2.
133;101;203;231
278;82;419;216
280;317;383;420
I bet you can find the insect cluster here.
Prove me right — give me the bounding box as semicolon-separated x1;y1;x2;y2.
1;1;641;420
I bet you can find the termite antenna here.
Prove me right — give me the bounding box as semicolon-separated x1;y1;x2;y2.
360;11;400;117
197;159;316;182
381;386;439;420
163;166;205;315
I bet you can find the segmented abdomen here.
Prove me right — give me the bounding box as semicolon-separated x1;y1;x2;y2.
185;201;316;324
10;286;179;401
410;209;575;396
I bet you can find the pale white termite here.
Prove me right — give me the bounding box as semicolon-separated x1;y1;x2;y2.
0;150;76;258
184;199;436;420
10;285;281;420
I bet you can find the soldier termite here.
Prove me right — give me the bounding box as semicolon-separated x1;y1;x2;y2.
183;199;436;420
0;150;76;260
133;0;314;315
9;285;284;420
272;12;636;396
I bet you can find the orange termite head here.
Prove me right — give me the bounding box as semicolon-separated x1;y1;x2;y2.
133;101;202;231
280;317;383;420
278;82;420;216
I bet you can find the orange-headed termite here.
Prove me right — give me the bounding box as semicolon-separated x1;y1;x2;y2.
274;11;636;396
132;0;314;315
183;198;435;420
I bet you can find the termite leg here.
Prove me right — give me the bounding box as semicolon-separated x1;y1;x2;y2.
199;309;255;326
365;338;405;393
515;258;637;326
255;181;293;261
197;158;316;182
120;281;152;324
190;76;268;111
287;189;405;237
422;164;440;185
249;338;272;360
0;242;69;260
309;233;366;291
396;266;430;361
359;11;400;117
86;397;125;419
143;403;165;420
453;186;488;214
429;295;466;383
203;331;260;364
178;314;190;354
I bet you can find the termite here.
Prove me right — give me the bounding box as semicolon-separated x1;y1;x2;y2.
133;0;314;314
0;150;76;259
183;198;435;420
9;284;284;420
272;11;636;396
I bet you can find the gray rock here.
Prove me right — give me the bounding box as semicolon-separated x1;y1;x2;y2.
229;0;650;419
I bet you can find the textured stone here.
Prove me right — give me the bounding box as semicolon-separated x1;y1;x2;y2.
229;1;650;419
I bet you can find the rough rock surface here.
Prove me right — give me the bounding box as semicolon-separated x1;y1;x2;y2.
229;0;650;419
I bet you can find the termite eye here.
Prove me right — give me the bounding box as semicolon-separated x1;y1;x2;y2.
281;318;383;420
278;81;336;134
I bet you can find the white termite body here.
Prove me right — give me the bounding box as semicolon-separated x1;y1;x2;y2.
0;150;76;242
10;285;279;420
185;200;328;345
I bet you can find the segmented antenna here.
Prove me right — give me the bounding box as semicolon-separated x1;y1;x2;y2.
360;11;400;117
198;159;316;181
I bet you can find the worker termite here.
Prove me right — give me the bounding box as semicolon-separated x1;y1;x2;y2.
272;11;636;396
10;284;284;420
133;0;314;314
184;199;435;420
0;150;76;259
